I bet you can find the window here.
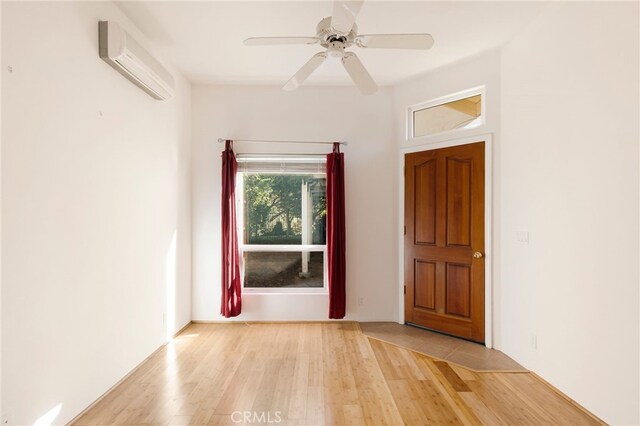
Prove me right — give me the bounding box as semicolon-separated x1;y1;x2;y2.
237;155;327;292
411;92;483;138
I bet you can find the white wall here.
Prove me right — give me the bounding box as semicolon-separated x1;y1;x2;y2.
0;1;3;420
1;2;191;425
392;3;640;422
499;2;639;424
191;85;396;321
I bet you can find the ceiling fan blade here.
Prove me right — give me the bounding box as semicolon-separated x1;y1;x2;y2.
283;52;327;91
244;37;319;46
342;52;377;95
330;0;364;35
356;33;434;50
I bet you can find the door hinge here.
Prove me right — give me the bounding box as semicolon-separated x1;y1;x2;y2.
404;285;407;295
403;225;406;236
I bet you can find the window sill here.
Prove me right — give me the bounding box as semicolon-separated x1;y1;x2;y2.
242;288;329;295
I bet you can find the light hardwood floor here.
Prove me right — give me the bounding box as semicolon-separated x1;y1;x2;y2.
73;322;603;425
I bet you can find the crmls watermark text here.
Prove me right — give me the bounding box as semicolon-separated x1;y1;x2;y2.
230;411;283;424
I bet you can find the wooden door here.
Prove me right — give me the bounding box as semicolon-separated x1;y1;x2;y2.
404;142;485;342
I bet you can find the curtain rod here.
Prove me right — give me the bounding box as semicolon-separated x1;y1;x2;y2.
217;138;347;146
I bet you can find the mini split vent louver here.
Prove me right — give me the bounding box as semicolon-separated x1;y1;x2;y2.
99;21;175;100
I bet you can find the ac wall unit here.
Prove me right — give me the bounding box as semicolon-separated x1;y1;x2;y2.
99;21;175;100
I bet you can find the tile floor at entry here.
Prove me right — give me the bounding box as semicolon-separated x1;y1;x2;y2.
360;322;526;372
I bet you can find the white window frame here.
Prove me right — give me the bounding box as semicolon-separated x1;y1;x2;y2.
236;169;329;294
407;86;486;143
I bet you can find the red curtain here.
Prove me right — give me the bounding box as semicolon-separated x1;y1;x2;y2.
327;142;346;319
221;140;242;318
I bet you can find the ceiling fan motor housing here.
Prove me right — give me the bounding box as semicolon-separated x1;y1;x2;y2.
317;16;357;48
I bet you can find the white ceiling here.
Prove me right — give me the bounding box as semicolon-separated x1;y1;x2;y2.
116;1;546;86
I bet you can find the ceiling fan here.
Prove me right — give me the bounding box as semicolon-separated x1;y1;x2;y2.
243;0;434;95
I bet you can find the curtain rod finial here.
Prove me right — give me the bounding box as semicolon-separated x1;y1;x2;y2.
217;138;224;143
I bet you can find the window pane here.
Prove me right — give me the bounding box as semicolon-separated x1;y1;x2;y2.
243;251;324;288
243;174;326;245
413;94;482;138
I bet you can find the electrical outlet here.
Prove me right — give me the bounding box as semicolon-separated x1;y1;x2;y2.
516;231;530;244
531;334;538;350
2;409;14;425
357;297;364;307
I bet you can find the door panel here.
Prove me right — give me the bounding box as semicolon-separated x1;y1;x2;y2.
414;261;436;310
414;160;437;245
446;158;471;247
404;142;485;342
445;263;471;317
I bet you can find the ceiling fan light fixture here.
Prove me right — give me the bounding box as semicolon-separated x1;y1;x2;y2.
327;42;346;59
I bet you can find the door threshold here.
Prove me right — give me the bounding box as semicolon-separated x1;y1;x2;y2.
405;322;485;346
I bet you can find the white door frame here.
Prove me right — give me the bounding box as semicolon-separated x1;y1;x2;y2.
398;133;493;348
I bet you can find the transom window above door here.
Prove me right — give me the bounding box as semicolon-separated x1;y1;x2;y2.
410;90;484;139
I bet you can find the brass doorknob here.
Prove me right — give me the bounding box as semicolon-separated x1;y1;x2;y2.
473;251;484;259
